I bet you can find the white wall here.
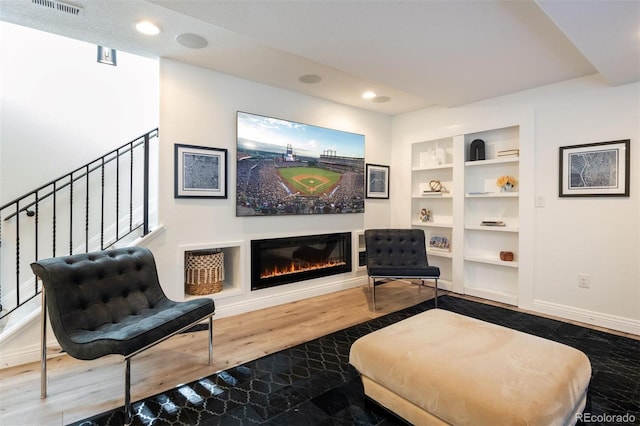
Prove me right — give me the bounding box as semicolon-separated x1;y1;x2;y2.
146;59;392;316
0;22;159;204
392;75;640;333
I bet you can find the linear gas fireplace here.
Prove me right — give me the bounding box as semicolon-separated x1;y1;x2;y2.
251;232;352;290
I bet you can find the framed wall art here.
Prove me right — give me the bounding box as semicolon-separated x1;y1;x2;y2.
365;163;390;199
174;144;228;198
559;139;629;197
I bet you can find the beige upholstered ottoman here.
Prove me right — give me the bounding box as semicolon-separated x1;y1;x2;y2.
350;309;591;426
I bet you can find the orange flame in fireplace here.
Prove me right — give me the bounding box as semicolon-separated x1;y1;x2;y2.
261;259;346;279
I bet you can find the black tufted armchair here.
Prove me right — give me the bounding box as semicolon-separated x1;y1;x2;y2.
31;247;215;425
364;229;440;310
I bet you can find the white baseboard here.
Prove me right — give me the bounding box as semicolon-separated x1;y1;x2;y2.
0;341;66;370
533;299;640;336
214;275;368;319
0;317;63;369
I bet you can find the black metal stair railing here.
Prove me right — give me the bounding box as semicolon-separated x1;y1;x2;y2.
0;128;159;319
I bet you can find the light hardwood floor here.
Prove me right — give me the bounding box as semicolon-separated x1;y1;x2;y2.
0;282;635;425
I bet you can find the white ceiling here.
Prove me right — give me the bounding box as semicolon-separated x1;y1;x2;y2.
1;0;638;116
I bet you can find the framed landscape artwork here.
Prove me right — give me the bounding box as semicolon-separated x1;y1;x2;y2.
236;111;365;216
559;139;630;197
174;144;228;198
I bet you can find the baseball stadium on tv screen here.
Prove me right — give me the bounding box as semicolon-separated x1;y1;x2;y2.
236;111;365;216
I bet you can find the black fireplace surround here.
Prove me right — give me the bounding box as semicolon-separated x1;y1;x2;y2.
251;232;352;290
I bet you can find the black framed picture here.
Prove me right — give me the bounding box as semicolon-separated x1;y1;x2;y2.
365;163;389;199
559;139;630;197
175;144;228;198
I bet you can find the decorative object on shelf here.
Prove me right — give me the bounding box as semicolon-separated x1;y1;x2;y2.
469;139;485;161
175;144;228;198
359;250;367;267
420;143;446;167
559;139;630;197
185;249;224;295
421;179;448;196
429;179;443;192
496;175;517;192
419;208;432;222
366;163;390;199
500;251;514;261
429;232;451;252
497;149;520;158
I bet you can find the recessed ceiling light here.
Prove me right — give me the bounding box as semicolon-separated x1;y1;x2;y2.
176;33;208;49
299;74;322;84
136;20;161;35
362;91;377;99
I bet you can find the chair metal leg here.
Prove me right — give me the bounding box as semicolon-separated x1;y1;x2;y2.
208;316;213;366
40;289;47;399
124;358;131;426
434;279;438;308
372;278;377;311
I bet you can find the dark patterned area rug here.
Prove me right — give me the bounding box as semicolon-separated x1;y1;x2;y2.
71;296;639;426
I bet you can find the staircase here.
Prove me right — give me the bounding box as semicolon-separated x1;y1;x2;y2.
0;129;159;364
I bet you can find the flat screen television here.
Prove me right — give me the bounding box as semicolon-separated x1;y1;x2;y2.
236;111;365;216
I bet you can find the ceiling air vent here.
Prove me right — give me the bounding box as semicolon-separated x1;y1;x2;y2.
31;0;83;17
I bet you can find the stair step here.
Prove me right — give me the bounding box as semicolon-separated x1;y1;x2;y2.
0;296;41;341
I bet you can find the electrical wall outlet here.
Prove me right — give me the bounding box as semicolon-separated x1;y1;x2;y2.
578;273;590;288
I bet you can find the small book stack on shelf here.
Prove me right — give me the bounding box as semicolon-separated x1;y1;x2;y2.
497;149;519;158
481;220;506;227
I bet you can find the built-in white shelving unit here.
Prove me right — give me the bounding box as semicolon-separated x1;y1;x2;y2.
410;137;455;290
410;122;531;306
463;126;520;305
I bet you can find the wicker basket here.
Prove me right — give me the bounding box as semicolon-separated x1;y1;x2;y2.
185;250;224;295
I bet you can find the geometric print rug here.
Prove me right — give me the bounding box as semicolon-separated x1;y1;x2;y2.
70;295;640;425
